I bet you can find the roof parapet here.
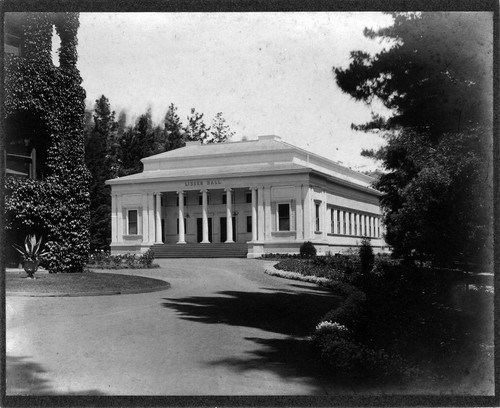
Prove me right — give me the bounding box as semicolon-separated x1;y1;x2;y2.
258;135;281;141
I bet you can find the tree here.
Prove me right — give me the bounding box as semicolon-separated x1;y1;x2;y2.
335;12;493;266
85;95;118;251
335;12;492;135
163;103;186;151
184;108;210;143
208;112;235;143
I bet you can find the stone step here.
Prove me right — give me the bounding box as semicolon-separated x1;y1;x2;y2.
152;243;248;258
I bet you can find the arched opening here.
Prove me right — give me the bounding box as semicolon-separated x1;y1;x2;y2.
6;111;51;180
51;25;61;67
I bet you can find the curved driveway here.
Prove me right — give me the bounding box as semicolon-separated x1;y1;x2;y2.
7;259;354;395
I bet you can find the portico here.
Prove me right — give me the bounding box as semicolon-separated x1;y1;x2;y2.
106;135;388;257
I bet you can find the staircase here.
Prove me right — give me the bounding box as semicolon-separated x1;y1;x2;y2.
151;243;248;258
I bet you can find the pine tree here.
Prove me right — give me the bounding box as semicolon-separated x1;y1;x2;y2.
85;95;118;251
184;108;210;143
164;103;186;151
208;112;235;143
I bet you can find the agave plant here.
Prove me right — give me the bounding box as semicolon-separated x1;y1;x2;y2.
12;235;48;278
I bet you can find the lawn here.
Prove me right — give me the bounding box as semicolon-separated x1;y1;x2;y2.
6;270;170;296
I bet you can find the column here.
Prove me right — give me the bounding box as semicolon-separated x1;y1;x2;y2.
225;188;234;243
339;210;344;235
201;189;210;243
370;216;374;237
142;193;149;240
361;214;366;236
177;191;186;244
264;186;272;240
155;193;163;244
355;213;360;236
295;185;303;240
257;187;265;241
148;193;155;243
116;194;123;242
111;194;117;243
251;188;257;242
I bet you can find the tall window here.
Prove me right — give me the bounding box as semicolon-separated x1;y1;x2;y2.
246;192;252;203
342;211;346;235
337;210;341;234
315;203;320;232
331;209;335;233
278;203;290;231
377;219;380;237
176;218;187;234
247;216;252;233
128;210;138;235
222;193;235;205
348;212;352;235
354;213;358;236
176;196;187;206
198;194;210;205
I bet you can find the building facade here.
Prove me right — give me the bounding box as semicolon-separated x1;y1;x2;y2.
106;135;388;257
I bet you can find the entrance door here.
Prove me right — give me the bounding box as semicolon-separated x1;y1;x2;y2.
196;218;212;242
219;217;236;242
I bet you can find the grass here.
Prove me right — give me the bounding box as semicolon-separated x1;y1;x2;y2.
6;270;170;296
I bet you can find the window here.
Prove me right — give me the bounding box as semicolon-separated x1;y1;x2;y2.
278;203;291;231
222;193;235;205
198;194;210;206
315;203;320;232
246;192;252;203
176;218;187;234
342;211;346;235
348;212;352;235
337;210;341;234
330;209;335;233
176;196;187;206
354;213;358;236
128;210;138;235
247;216;252;233
377;219;380;238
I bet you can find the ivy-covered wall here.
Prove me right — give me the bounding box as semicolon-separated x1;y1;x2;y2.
5;12;90;273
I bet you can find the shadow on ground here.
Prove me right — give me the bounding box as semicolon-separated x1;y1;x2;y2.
162;288;341;336
6;355;106;396
161;288;374;393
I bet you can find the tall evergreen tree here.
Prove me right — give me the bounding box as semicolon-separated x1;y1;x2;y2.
184;107;210;143
164;103;186;151
335;12;493;266
85;95;118;251
208;112;235;143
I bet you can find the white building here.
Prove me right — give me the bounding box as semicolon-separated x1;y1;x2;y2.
106;135;388;258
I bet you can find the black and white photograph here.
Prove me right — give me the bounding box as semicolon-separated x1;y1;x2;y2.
2;3;496;405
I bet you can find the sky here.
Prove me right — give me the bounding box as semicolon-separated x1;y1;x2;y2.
75;12;395;171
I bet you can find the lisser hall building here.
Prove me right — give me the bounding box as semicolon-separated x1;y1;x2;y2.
106;135;388;258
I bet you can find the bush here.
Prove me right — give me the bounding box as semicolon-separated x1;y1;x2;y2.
300;241;316;258
87;249;158;269
359;236;375;275
311;321;417;380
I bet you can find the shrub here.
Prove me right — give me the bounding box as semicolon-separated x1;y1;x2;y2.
139;249;155;267
87;249;157;269
359;236;374;275
300;241;316;258
312;322;419;380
